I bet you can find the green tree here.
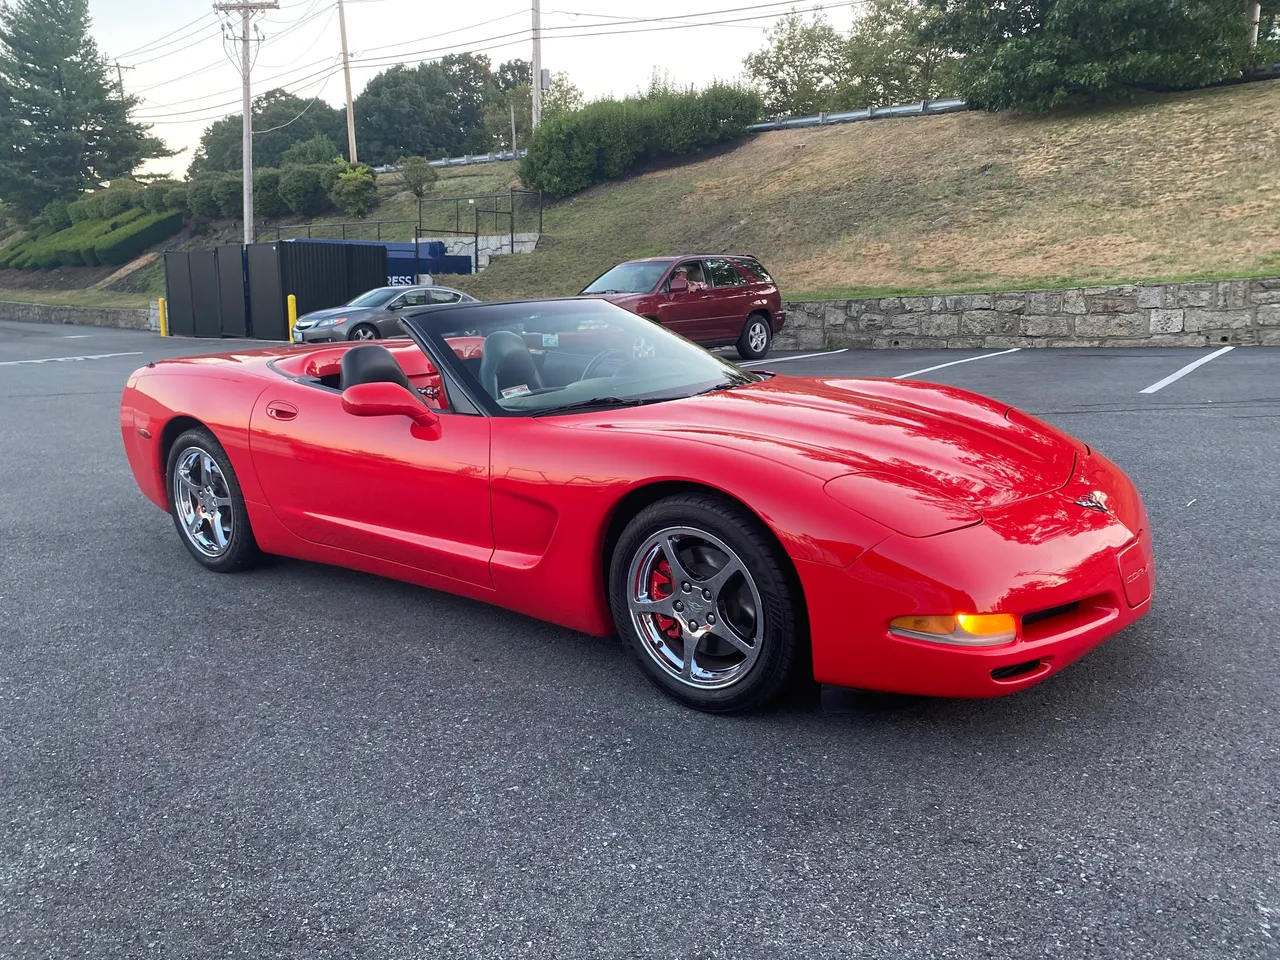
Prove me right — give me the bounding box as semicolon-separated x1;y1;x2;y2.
922;0;1274;112
398;156;438;199
329;161;377;217
0;0;169;217
744;12;846;115
281;133;340;166
838;0;956;105
354;53;497;164
189;89;345;174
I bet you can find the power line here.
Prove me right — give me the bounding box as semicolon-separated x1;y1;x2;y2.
112;11;220;59
252;59;342;133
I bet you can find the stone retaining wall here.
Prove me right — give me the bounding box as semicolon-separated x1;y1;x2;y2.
777;278;1280;351
423;232;540;271
0;300;155;330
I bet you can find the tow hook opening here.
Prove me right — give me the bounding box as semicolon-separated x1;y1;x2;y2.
991;659;1045;681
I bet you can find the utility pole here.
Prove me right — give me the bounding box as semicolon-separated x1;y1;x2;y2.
111;61;134;99
1247;0;1262;48
337;0;358;163
531;0;542;129
215;0;278;245
510;102;517;154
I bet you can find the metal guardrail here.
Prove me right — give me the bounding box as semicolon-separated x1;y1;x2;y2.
748;98;969;131
372;150;528;174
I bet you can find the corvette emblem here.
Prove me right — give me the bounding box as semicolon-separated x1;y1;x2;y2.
1074;491;1110;514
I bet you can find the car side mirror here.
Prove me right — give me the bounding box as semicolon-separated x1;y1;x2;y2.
669;277;688;294
386;302;403;311
341;381;438;428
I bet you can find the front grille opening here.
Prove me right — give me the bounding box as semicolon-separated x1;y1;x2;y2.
1023;601;1080;627
992;659;1043;681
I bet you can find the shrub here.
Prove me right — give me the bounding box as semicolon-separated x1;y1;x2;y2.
99;189;135;218
319;161;342;195
165;185;189;215
142;182;173;215
398;155;438;199
212;175;243;219
281;133;340;166
42;199;73;230
253;169;289;219
92;211;184;266
67;198;93;223
329;163;377;217
278;165;330;216
187;178;222;219
519;83;763;198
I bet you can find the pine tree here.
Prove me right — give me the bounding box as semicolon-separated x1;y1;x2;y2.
0;0;169;218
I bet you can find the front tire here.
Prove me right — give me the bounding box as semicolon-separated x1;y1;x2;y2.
349;323;379;341
166;428;261;573
736;313;772;361
609;494;799;713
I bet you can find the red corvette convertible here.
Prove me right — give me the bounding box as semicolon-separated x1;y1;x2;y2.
121;298;1154;712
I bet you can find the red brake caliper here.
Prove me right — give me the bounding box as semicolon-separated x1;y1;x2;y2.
649;558;683;641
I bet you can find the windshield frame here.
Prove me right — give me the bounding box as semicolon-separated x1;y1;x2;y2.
579;261;672;296
345;287;401;308
399;298;760;419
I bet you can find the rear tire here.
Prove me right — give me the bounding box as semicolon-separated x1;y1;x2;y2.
349;324;379;341
166;427;261;573
609;493;799;713
736;313;772;361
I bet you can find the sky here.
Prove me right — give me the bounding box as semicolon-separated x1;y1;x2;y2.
86;0;861;178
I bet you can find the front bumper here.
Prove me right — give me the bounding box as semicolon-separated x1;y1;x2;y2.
293;326;339;343
799;450;1154;698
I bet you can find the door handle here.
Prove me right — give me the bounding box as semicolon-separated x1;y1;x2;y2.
266;401;298;421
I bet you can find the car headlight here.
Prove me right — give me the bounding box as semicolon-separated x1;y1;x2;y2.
889;613;1018;646
315;316;347;327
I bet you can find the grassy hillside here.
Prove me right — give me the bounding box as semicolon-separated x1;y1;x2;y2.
450;80;1280;301
3;81;1276;310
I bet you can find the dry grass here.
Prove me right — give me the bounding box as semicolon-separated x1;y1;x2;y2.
450;80;1280;300
0;287;151;308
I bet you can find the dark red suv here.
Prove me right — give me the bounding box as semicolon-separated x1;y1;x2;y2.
579;254;787;360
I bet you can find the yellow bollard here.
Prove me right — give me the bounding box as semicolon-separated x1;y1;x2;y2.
157;297;169;337
287;294;298;344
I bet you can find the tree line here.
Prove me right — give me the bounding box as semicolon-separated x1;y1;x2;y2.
744;0;1280;117
2;0;1277;228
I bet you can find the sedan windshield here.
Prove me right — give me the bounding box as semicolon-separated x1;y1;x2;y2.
405;299;761;416
580;262;670;295
346;288;399;308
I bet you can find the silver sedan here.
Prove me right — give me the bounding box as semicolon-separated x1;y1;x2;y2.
293;285;477;342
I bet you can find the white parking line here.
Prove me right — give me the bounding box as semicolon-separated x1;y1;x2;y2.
1138;345;1235;394
741;348;849;368
893;347;1022;380
0;351;143;367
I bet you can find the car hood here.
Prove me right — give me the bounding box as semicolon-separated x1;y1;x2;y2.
556;375;1077;511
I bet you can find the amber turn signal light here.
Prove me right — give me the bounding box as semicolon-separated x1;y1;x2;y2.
889;612;1018;646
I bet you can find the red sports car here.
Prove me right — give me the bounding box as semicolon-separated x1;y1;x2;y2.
121;298;1154;713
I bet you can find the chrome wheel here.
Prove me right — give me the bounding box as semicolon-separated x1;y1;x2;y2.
352;325;378;341
172;446;234;558
748;320;769;354
626;525;764;690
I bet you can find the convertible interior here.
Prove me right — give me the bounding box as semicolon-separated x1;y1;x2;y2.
270;329;643;412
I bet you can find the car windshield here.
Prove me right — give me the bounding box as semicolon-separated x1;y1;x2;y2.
405;299;762;416
346;288;399;308
580;262;670;295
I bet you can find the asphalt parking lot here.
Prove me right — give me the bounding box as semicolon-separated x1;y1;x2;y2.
2;320;1277;959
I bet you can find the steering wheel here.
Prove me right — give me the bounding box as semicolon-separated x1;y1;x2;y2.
580;348;629;381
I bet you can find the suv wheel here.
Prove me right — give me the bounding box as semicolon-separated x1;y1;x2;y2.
737;314;772;361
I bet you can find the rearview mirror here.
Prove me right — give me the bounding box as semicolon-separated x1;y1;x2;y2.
341;381;438;428
669;277;688;294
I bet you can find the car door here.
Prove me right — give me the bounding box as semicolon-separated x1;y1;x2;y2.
702;257;753;340
376;289;427;336
656;259;716;340
249;375;493;586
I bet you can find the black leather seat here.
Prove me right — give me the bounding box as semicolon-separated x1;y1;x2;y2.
479;330;544;399
340;343;413;392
